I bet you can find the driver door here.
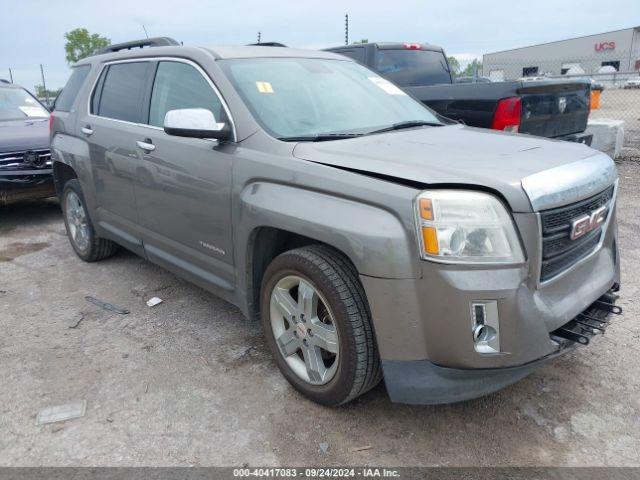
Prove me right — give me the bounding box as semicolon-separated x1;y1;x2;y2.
134;60;235;291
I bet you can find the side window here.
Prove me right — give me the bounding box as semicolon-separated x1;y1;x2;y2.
148;61;224;127
333;48;365;64
55;65;91;112
96;62;150;122
90;67;107;114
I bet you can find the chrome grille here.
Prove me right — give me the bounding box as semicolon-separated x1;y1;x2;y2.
539;185;614;282
0;149;52;169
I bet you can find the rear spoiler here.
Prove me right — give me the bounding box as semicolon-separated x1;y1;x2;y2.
94;37;180;55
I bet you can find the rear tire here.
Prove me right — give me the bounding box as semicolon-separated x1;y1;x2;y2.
260;245;382;406
61;179;119;262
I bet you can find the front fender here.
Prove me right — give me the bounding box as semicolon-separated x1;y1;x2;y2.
237;181;419;279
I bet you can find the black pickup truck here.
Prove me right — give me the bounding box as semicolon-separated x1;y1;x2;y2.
325;42;592;143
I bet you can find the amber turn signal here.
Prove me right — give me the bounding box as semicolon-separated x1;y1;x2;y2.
421;226;439;255
418;198;434;220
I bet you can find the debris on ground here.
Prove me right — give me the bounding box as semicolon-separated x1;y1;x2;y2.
85;296;129;315
319;442;329;453
350;445;373;452
36;400;87;425
146;297;163;307
51;422;65;433
68;312;86;329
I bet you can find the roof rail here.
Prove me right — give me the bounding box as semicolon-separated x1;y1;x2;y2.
248;42;287;47
95;37;180;55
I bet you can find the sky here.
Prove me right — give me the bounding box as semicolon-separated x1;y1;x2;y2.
1;0;638;91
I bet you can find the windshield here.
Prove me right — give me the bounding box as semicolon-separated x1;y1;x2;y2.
219;58;441;139
375;49;452;86
0;87;48;121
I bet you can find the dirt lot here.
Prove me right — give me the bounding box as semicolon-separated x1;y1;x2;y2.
1;161;639;467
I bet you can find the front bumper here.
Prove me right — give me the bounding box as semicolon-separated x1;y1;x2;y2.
361;202;620;404
0;169;55;205
382;290;620;404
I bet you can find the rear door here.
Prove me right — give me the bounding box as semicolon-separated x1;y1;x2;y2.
133;59;235;291
82;61;154;252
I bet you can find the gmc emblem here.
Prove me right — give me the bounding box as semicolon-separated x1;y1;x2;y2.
570;206;607;240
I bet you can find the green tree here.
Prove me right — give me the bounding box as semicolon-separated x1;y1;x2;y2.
447;56;461;76
460;59;483;78
34;85;63;99
64;28;110;64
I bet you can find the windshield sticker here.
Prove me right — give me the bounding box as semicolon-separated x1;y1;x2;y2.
256;81;274;93
19;106;47;117
368;77;406;95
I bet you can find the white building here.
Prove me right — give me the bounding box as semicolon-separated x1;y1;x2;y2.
483;26;640;81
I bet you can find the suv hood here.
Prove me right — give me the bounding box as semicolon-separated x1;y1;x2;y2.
0;119;49;153
292;124;615;212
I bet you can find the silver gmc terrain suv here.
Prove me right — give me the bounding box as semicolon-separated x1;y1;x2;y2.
50;38;622;406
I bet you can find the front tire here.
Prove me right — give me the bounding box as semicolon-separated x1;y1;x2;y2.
260;245;382;406
61;179;119;262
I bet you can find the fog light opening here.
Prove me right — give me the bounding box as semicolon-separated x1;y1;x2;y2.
471;301;501;354
473;324;497;343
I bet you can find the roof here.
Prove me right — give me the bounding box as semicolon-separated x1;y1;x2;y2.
0;80;24;89
484;26;640;56
76;43;348;66
326;42;444;52
201;45;345;60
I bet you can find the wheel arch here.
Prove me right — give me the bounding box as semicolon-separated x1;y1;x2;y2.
52;161;78;198
238;182;420;320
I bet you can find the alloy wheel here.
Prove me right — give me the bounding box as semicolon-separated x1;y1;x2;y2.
269;275;339;385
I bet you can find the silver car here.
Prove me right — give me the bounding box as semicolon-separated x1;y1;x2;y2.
50;38;621;406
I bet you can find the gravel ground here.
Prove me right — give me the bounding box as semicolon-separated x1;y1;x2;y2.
0;161;639;467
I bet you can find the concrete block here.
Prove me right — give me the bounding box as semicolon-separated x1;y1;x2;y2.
585;119;625;159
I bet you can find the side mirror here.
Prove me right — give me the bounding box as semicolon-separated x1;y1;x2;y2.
163;108;231;141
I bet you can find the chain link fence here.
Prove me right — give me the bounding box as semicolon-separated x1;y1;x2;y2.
482;49;640;160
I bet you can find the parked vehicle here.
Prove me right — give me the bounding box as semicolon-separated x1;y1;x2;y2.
624;76;640;89
0;79;55;205
51;38;621;406
325;42;593;144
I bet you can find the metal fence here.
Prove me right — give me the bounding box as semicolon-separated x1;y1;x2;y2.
482;50;640;160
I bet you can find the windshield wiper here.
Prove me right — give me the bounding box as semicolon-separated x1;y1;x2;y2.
278;133;364;142
367;120;444;135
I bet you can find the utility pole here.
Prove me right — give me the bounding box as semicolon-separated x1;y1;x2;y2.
40;64;49;107
8;68;13;83
142;24;149;39
257;31;261;44
345;14;349;45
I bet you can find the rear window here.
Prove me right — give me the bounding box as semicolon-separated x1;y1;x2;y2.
94;62;150;123
375;49;451;86
55;65;91;112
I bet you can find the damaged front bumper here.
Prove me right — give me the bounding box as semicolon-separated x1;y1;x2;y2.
0;169;55;205
381;288;622;404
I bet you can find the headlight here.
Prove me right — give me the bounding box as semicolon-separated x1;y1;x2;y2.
415;190;525;263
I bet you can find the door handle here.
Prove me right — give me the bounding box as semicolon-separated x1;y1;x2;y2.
81;126;93;136
136;139;155;152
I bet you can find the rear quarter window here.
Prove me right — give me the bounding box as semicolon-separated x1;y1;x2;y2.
55;65;91;112
94;62;151;123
